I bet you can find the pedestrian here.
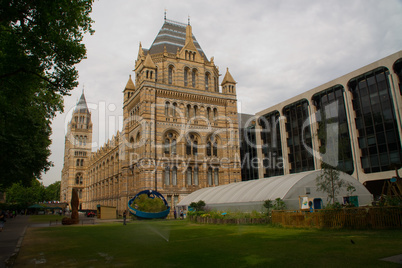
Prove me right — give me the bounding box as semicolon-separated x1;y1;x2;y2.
123;210;127;225
0;209;6;232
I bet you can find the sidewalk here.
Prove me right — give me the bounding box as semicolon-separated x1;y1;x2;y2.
0;215;29;268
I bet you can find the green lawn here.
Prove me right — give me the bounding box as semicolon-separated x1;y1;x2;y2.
14;220;402;267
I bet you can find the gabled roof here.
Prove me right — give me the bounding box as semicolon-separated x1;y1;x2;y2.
148;19;207;60
75;92;89;113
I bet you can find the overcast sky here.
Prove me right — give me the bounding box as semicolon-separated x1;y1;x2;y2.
41;0;402;186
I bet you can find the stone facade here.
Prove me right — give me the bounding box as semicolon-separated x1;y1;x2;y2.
61;18;242;214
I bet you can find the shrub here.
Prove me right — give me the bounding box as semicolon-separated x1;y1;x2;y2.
133;194;167;213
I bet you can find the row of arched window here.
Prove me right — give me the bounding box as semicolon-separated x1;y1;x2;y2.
163;132;219;157
75;173;83;185
164;101;218;120
76;159;84;167
75;135;87;146
167;65;219;92
164;166;219;186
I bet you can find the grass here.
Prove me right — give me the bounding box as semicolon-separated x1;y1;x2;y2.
14;219;402;267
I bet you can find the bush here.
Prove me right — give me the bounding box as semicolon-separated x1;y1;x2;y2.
133;194;167;213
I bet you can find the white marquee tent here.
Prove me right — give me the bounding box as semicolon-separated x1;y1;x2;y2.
177;170;373;212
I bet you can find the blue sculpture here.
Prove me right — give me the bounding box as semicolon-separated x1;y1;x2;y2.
128;190;170;219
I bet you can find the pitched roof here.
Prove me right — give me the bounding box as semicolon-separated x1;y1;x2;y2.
125;75;135;90
221;68;236;85
75;92;89;113
148;19;207;60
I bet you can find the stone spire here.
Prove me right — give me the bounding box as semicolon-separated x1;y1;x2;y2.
75;91;89;113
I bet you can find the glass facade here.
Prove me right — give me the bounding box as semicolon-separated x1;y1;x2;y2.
283;100;315;173
239;123;259;181
259;111;284;177
312;85;354;174
349;67;402;173
393;58;402;95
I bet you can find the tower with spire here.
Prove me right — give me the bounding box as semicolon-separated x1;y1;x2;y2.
60;90;93;207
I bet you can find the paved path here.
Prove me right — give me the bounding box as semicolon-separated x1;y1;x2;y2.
0;215;29;268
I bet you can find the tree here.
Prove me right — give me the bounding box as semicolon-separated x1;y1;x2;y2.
44;181;61;201
0;0;94;190
6;180;45;206
189;200;206;211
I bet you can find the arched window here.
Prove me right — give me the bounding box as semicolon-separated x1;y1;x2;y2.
164;139;170;154
207;136;218;157
214;77;218;92
76;159;80;166
165;102;170;116
172;103;177;117
184;67;189;87
205;73;210;90
165;166;170;185
214;168;219;185
207;168;212;186
83;136;87;146
164;132;177;155
186;134;199;156
186;140;191;155
194;166;199;185
75;173;83;185
172;139;177;155
192;69;196;88
168;65;174;85
172;166;177;186
206;107;211;121
81;159;84;166
213;142;218;157
193;140;198;156
206;142;212;156
155;67;158;82
187;167;192;185
186;105;191;118
79;136;83;146
213;108;218;119
193;106;198;117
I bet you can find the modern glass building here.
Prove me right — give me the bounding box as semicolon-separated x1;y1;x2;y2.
251;51;402;193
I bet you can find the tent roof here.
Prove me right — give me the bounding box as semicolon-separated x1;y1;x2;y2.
177;170;372;208
178;170;318;207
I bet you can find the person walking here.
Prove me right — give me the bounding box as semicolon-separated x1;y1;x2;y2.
0;209;6;231
123;210;127;225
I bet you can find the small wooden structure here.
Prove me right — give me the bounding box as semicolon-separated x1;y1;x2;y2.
96;205;116;220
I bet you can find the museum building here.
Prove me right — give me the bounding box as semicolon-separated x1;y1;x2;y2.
60;17;242;213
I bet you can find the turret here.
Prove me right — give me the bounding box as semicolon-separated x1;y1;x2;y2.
221;68;237;95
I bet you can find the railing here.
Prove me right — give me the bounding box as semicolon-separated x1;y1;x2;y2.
272;207;402;229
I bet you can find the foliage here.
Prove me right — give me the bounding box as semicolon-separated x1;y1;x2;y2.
134;194;167;213
316;167;345;204
0;0;94;189
188;210;268;220
5;180;60;207
263;198;287;215
324;202;343;209
379;195;402;207
189;200;206;211
6;180;45;206
44;181;61;201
